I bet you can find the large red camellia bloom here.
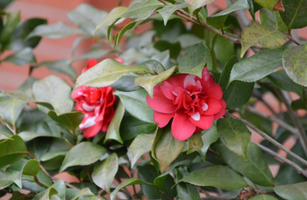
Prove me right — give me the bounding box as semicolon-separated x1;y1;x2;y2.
146;68;226;141
71;58;123;138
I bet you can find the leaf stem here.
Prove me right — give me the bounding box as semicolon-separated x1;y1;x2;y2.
0;116;16;135
225;112;307;167
252;141;307;178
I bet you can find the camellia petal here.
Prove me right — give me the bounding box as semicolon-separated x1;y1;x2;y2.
147;86;177;113
189;115;214;130
172;112;196;141
214;99;227;119
203;97;223;115
206;83;223;100
154;112;174;128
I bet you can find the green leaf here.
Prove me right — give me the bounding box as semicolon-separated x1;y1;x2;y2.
282;44;307;87
153;127;186;172
27;22;83;39
36;60;77;79
176;168;201;200
59;142;107;172
114;21;136;47
218;142;274;187
187;133;203;154
0;96;26;126
47;111;83;131
230;47;284;83
128;133;155;168
114;89;154;123
110;178;153;200
210;0;249;17
179;165;248;190
254;0;284;11
217;118;251;160
158;3;187;25
32;75;73;114
135;66;176;98
274;182;307;200
121;0;164;21
67;4;107;36
178;42;212;76
104;101;124;144
10;18;47;51
39;187;58;200
198;124;219;161
92;153;118;193
95;6;128;38
70;188;94;200
3;47;36;65
0;12;20;51
0;170;19;190
249;194;279;200
212;34;234;65
73;59;150;91
154;40;181;59
138;165;160;199
259;8;287;33
185;0;215;17
280;0;307;29
0;135;27;168
240;21;287;57
70;49;110;62
41;151;67;161
0;0;14;9
23;159;40;176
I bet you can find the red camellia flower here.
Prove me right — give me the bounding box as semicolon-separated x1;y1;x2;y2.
146;68;226;141
71;58;124;138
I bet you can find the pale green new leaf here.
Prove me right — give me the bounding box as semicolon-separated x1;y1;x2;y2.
210;0;249;17
185;0;215;17
158;3;187;25
241;21;287;57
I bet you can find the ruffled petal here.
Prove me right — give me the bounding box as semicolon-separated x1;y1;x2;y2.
214;99;226;119
87;59;98;68
82;121;103;138
146;85;177;113
203;97;223;115
201;67;211;91
154;112;174;128
172;112;196;141
206;83;223;100
189;115;214;130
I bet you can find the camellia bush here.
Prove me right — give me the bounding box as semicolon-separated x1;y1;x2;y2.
2;0;307;199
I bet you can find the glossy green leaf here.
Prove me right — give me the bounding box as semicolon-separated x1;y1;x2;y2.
158;3;187;25
138;165;160;199
259;8;287;33
153;127;186;172
230;47;283;83
198;124;219;161
104;101;124;144
0;12;20;51
282;44;307;87
179;165;248;190
280;0;307;29
249;194;279;200
241;21;287;57
70;188;94;200
40;151;67;162
73;59;150;91
135;66;176;98
274;182;307;200
92;153;118;193
121;0;163;21
114;89;154;123
60;142;107;172
23;159;40;176
212;34;234;65
95;6;128;38
0;96;26;126
71;49;110;62
217;118;251;160
39;187;58;200
27;22;83;39
210;0;249;17
110;178;153;200
254;0;284;11
4;47;36;65
10;18;47;51
176;168;201;200
32;75;73;114
154;40;181;59
218;143;274;186
36;60;77;79
0;135;27;168
187;133;203;154
47;111;83;131
0;170;19;190
0;0;14;9
114;21;136;47
67;4;107;36
178;42;212;76
128;133;155;168
18;131;53;142
136;60;165;75
185;0;215;17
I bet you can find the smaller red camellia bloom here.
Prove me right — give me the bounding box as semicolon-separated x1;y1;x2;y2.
146;67;226;141
71;58;124;138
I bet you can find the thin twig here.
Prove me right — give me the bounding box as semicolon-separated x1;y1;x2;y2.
252;90;278;116
200;196;236;200
247;106;299;135
225;112;307;167
252;142;307;178
0;116;16;135
275;89;307;157
287;33;301;45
